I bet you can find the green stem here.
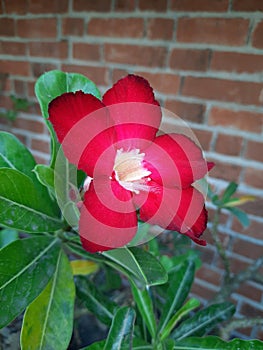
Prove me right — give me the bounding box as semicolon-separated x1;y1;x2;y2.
220;317;263;340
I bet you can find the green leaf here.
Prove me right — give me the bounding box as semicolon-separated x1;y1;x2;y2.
33;164;55;198
172;302;235;340
226;206;250;228
174;336;263;349
80;340;106;349
20;250;75;350
103;247;168;287
0;228;18;248
75;276;117;326
0;168;62;232
221;182;238;204
131;283;156;338
160;298;200;341
0;236;61;328
35;70;101;167
159;260;195;334
0;132;36;180
103;307;135;350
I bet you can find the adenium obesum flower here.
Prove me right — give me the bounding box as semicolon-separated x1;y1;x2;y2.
48;75;213;253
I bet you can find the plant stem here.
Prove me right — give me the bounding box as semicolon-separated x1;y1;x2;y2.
220;317;263;340
210;207;231;284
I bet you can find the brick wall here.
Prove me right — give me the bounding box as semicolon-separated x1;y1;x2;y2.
0;0;263;339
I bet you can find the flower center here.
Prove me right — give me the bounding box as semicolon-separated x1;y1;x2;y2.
113;148;151;194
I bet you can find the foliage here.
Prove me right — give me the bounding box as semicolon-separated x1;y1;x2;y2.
0;70;262;349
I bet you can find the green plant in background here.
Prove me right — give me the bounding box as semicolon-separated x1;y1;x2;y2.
0;94;31;121
0;70;262;349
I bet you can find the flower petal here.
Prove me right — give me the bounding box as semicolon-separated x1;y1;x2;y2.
144;134;212;189
49;91;116;176
103;75;162;150
79;178;138;253
135;181;207;245
103;74;159;106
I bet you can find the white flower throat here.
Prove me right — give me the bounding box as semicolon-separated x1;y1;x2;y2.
113;148;151;194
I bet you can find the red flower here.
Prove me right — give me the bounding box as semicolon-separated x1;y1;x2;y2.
49;75;213;253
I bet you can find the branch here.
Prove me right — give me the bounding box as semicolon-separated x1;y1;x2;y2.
220;317;263;340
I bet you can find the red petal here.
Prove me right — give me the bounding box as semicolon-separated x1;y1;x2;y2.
103;75;159;106
103;75;161;150
79;178;138;253
144;134;211;188
49;91;116;176
135;181;207;245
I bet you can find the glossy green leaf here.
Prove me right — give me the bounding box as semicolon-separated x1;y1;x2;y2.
0;168;62;232
80;340;106;350
159;260;195;334
174;336;263;349
103;307;135;350
131;283;156;338
226;206;250;228
20;250;75;350
35;70;101;167
0;228;18;248
33;164;55;198
0;132;36;180
221;182;238;204
75;276;117;326
103;247;168;287
172;302;235;340
160;298;200;341
0;236;60;328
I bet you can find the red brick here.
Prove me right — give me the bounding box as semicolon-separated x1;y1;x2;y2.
14;80;27;95
61;64;108;86
0;95;13;110
33;154;49;165
191;282;217;300
28;0;68;13
136;72;180;95
0;18;15;36
138;0;168;11
177;18;249;46
0;60;30;76
73;43;101;61
232;218;263;241
0;73;9;93
73;0;111;12
13;117;45;134
17;18;57;39
245;140;263;163
215;133;243;156
88;18;144;38
232;0;263;11
147;18;174;40
170;48;210;71
208;107;263;133
238;197;263;217
194;129;213;151
244;168;263;188
105;43;167;68
252;20;263;49
29;41;68;59
114;0;136;11
0;1;3;13
240;302;263;318
171;0;228;11
62;18;84;36
4;0;27;13
0;41;27;55
31;62;58;78
164;100;205;124
31;139;50;153
233;238;263;260
237;282;262;302
182;77;263;106
208;160;241;182
211;51;263;73
195;264;222;286
112;69;130;84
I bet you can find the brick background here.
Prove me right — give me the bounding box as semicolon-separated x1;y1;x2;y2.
0;0;262;340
